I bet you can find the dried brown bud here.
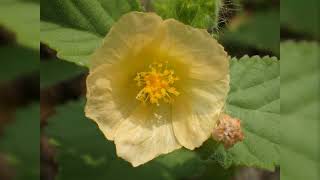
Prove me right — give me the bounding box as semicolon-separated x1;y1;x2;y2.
212;113;244;149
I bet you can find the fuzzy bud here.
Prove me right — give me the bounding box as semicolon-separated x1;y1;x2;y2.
212;113;244;149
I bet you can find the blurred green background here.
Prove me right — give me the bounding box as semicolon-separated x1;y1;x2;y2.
0;0;318;180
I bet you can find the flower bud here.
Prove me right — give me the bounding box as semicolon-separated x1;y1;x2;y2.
212;113;244;149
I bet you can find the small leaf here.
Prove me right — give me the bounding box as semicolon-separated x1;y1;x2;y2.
40;58;87;89
40;0;142;67
0;104;40;179
0;0;39;49
152;0;222;29
280;41;320;180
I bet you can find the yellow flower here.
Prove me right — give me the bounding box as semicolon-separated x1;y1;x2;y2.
85;12;229;167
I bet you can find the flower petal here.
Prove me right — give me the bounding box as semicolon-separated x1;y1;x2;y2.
172;78;229;149
160;19;229;149
161;19;229;83
90;12;163;68
114;105;181;167
85;64;138;140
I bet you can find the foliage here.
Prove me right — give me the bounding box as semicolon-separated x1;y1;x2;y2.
280;41;320;180
0;45;39;83
40;59;87;89
0;0;39;50
281;0;319;39
208;56;280;170
40;0;142;67
280;1;319;179
0;0;39;83
0;104;40;180
151;0;222;29
46;100;206;180
221;10;279;55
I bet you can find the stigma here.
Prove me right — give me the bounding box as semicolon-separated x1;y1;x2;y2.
134;62;180;105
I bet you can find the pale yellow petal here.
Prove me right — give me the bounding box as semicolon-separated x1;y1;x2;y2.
160;19;229;83
85;64;139;140
114;105;181;167
90;12;163;68
172;77;229;149
159;19;229;149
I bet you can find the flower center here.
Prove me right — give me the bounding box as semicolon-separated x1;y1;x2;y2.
134;62;180;105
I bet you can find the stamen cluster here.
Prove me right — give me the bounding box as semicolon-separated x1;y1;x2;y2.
134;62;180;105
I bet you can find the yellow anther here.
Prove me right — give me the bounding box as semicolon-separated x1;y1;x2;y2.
134;62;180;105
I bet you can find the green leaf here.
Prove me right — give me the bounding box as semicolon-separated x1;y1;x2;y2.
40;58;87;89
0;45;39;83
40;0;142;67
40;22;102;67
280;41;320;180
0;104;40;180
46;99;205;180
55;151;176;180
197;160;235;179
0;0;39;49
201;56;280;171
221;10;280;55
281;0;319;39
152;0;222;29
